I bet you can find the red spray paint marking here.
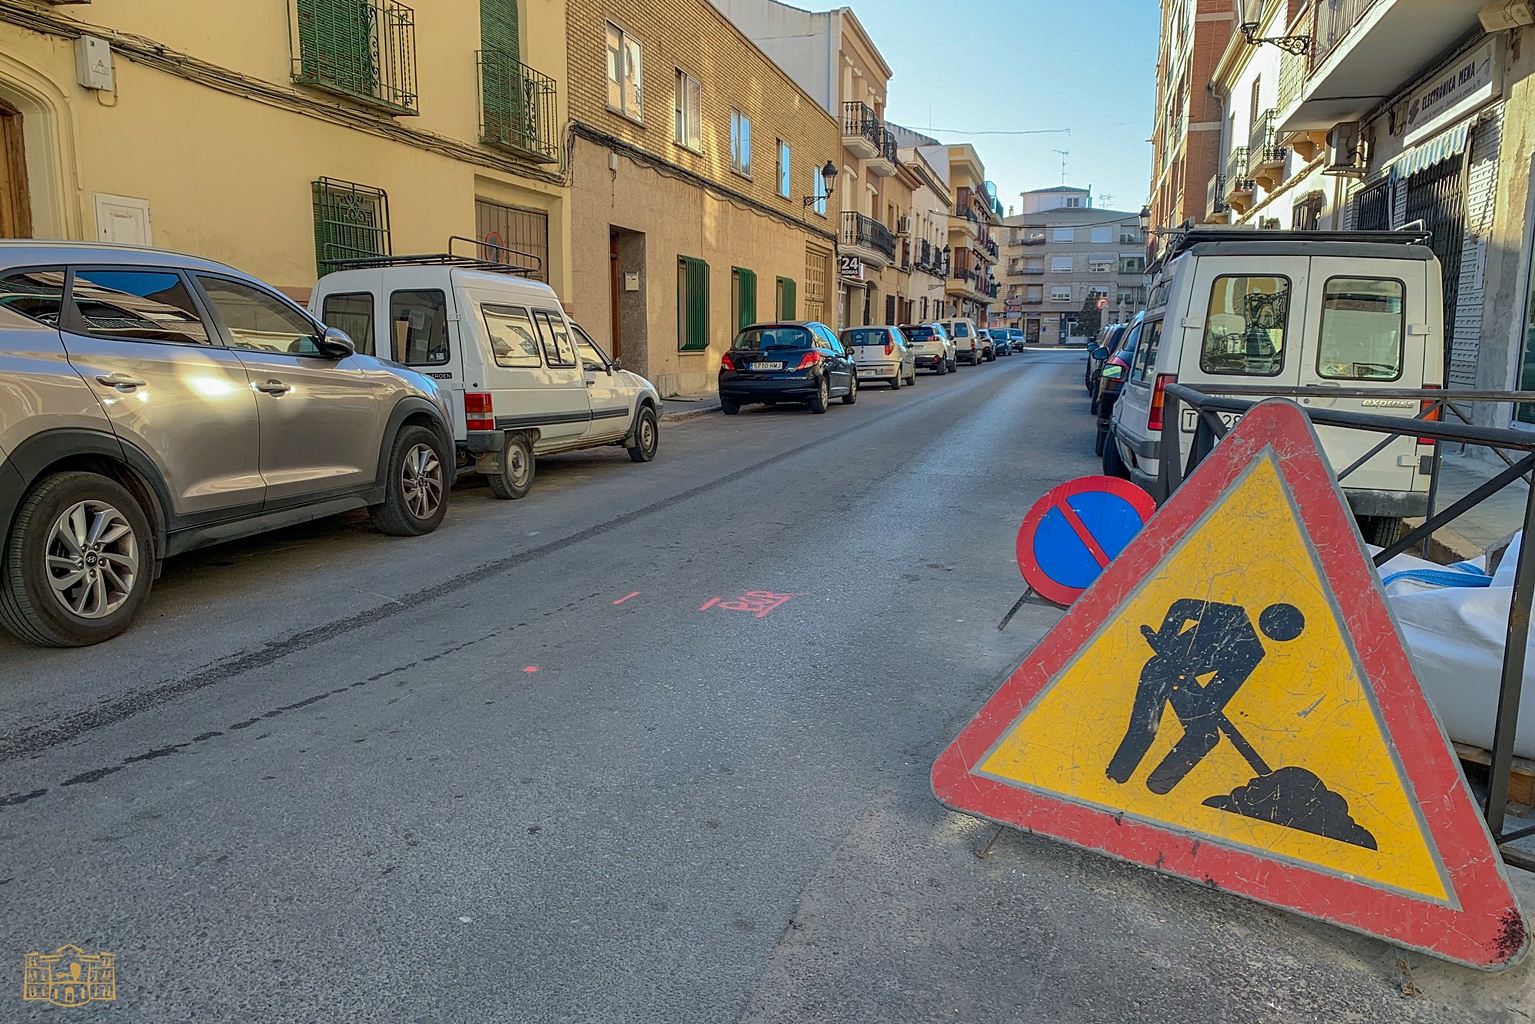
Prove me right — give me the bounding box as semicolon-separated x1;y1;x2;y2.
613;592;640;606
523;666;538;673
700;592;804;618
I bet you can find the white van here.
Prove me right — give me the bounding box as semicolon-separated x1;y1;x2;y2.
311;253;662;499
938;318;982;365
1106;229;1443;542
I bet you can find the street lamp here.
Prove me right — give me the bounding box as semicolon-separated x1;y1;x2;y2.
1238;0;1311;54
802;160;839;208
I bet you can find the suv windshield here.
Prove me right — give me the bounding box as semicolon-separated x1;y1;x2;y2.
902;326;939;342
842;328;888;347
733;326;812;351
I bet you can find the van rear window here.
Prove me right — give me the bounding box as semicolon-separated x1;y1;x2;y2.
390;290;449;365
322;293;374;356
1316;277;1405;381
1199;275;1288;377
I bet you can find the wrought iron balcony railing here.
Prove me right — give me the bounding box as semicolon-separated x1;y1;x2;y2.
477;49;558;162
875;126;898;165
1207;173;1230;217
842;101;880;145
1224;148;1255;194
1315;0;1386;68
1247;109;1288;171
292;0;418;115
840;211;896;262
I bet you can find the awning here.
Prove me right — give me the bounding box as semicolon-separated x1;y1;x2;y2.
1387;120;1471;183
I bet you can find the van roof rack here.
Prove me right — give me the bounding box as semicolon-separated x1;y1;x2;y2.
326;236;543;277
1167;227;1432;257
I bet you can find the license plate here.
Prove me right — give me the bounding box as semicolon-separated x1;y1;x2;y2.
1180;408;1242;434
749;362;783;371
858;369;879;377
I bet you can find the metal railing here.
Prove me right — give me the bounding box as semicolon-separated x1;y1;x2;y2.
1316;0;1386;68
312;176;391;273
477;49;558;162
1207;173;1230;217
841;101;880;145
292;0;418;115
875;126;898;165
840;211;895;262
1247;108;1288;172
1224;148;1255;195
1161;384;1535;862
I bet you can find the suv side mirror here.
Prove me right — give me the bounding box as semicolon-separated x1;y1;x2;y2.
319;327;356;359
1090;345;1109;360
612;358;623;371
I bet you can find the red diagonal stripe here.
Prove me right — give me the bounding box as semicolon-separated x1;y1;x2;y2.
1057;499;1112;568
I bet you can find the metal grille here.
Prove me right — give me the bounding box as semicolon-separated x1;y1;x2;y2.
885;294;896;325
477;50;558;162
312;177;390;274
1403;155;1465;383
475;199;548;282
1452;111;1502;388
804;245;829;323
1351;183;1390;230
293;0;418;115
678;257;709;351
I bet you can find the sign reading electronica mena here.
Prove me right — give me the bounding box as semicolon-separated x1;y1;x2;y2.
935;401;1527;969
1405;38;1497;146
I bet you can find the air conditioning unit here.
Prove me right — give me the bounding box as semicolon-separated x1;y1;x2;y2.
1322;121;1367;178
896;215;911;236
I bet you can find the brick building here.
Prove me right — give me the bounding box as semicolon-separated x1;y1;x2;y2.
567;0;842;395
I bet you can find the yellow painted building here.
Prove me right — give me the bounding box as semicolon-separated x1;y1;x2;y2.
565;0;841;396
0;0;571;301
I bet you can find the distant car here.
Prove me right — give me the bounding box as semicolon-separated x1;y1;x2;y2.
1087;322;1130;400
993;333;1013;356
1094;313;1144;457
841;325;917;390
977;329;998;362
719;321;857;414
901;323;956;374
939;318;982;365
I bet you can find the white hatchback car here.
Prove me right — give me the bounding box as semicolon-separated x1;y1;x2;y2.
841;325;917;390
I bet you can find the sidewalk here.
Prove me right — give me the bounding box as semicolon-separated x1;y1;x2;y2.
1406;450;1530;562
659;392;720;424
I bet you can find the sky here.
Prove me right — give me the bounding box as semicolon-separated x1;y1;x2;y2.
853;0;1161;216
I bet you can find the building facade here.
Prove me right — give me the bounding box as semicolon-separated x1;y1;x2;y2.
997;188;1148;344
566;0;841;396
933;143;999;323
0;0;571;302
901;144;952;325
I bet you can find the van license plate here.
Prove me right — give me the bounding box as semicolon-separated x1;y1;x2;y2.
1180;408;1242;434
750;362;783;371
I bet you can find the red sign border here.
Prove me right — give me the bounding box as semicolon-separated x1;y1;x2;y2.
939;400;1528;969
1016;475;1158;607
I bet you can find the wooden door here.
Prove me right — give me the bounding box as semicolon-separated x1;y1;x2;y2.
0;100;31;239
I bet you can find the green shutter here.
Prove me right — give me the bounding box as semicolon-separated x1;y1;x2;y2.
480;0;518;52
778;277;796;319
480;0;526;149
296;0;376;98
734;267;757;331
679;256;709;351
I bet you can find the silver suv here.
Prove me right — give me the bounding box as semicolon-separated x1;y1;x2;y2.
0;242;455;647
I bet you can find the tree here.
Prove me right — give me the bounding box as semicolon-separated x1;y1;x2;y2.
1078;293;1103;339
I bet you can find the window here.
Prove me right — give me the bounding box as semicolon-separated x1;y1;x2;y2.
1090;225;1112;244
1293;191;1325;231
476;199;549;283
678;255;709;351
731;267;757;332
1050;287;1072;302
1120;231;1142;245
1088;285;1110;299
1200;275;1289;376
673;69;701;151
388;289;449;365
69;269;210;345
481;303;543;367
0;268;65;325
571;322;611;371
1052;227;1074;243
776;276;796;319
1051;256;1073;273
313;177;390;275
730;108;751;176
321;293;375;354
1119;256;1145;275
885;294;897;325
1132;321;1164;382
811;165;828;217
1066;197;1083;208
199;276;322;356
772;139;790;199
605;22;643;121
733;325;812;351
292;0;418;115
533;309;577;366
1088;257;1115;273
1316;278;1405;381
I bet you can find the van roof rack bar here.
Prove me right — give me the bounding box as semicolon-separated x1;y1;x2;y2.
1168;227;1433;257
447;235;543;272
327;236;544;277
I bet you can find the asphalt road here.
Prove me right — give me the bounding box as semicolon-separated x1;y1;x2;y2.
3;350;1533;1022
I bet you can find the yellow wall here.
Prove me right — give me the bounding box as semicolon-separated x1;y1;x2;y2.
0;1;571;298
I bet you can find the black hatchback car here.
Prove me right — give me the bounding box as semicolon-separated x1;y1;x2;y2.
719;322;858;414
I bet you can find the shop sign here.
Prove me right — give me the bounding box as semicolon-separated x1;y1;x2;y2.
1405;39;1498;147
838;256;865;281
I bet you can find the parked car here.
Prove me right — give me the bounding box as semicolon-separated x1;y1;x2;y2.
938;318;982;365
977;329;997;362
1094;314;1143;457
993;333;1013;357
1105;228;1444;543
1087;322;1130;401
841;325;917;390
0;242;455;647
901;323;956;374
311;254;661;501
718;322;857;414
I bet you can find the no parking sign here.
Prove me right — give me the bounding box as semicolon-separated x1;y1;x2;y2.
1015;476;1157;607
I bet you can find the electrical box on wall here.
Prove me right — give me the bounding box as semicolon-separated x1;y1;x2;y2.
75;35;114;91
623;272;640;292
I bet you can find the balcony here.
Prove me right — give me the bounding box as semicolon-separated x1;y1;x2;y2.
981;237;1000;261
1021;298;1043;305
945;266;991;303
867;128;898;177
292;0;418;115
841;211;895;267
1223;148;1256;214
1019;266;1045;275
1020;234;1046;246
1206;173;1230;222
477;50;558;163
1280;0;1487;132
842;101;881;160
1246;109;1289;190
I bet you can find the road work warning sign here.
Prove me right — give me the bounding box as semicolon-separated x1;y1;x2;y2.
933;400;1528;969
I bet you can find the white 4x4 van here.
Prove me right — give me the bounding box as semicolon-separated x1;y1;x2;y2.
311;251;662;499
938;318;982;365
1106;229;1443;542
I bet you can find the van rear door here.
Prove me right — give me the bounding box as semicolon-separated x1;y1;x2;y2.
1294;256;1429;499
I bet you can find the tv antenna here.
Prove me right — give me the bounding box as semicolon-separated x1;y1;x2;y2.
1053;149;1069;185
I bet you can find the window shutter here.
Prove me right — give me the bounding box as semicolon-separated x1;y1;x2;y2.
679;256;709;350
480;0;518;53
885;294;896;325
779;277;796;319
736;268;757;330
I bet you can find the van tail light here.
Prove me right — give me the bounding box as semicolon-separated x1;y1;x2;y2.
796;351;822;370
1418;383;1442;446
721;353;736;372
884;342;894;356
464;392;495;432
1148;374;1177;432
